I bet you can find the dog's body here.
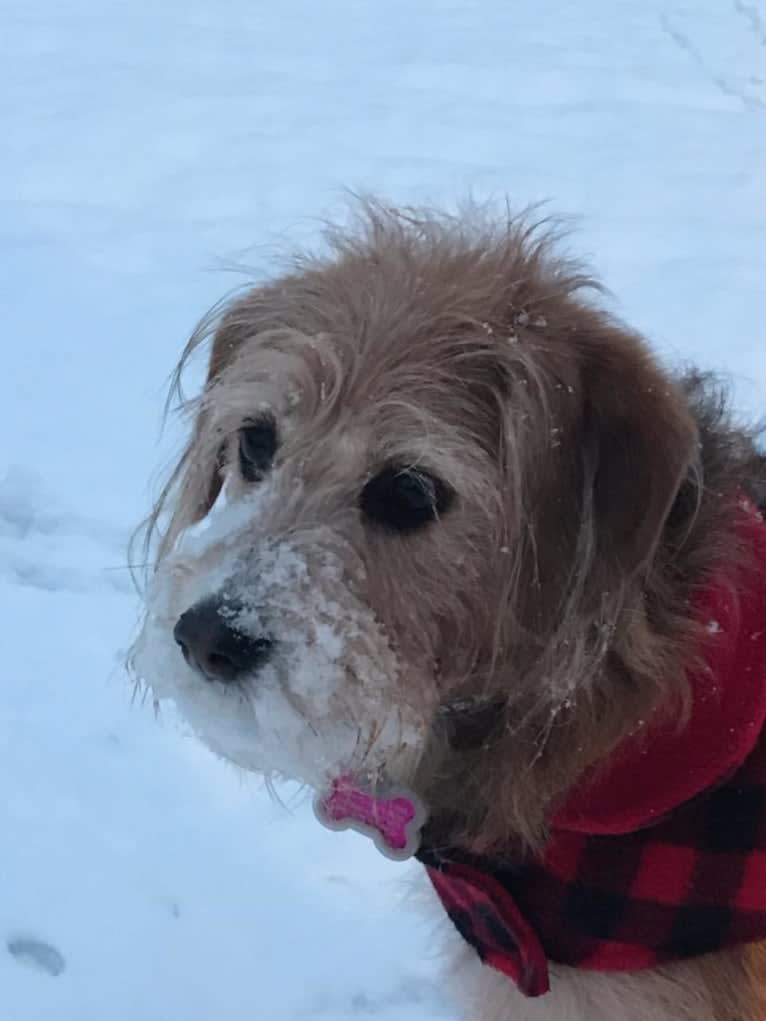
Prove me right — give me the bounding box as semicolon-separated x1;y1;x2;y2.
133;201;766;1020
455;941;766;1021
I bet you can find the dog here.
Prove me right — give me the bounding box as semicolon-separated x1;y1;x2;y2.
132;199;766;1020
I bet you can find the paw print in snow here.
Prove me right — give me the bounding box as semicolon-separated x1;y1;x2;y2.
6;936;66;977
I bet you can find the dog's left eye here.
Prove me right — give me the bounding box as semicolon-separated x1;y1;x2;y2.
360;466;453;532
238;416;278;482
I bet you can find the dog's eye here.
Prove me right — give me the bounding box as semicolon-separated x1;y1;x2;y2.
360;466;453;532
238;416;278;482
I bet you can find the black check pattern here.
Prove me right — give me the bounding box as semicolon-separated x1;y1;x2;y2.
419;743;766;997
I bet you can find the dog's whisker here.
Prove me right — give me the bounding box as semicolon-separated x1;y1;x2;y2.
103;563;151;572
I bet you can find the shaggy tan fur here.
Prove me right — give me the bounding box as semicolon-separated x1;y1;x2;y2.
134;199;766;1020
452;940;766;1021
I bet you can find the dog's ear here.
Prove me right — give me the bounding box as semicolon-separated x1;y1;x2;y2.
207;311;247;383
155;298;267;559
189;305;257;520
578;329;698;580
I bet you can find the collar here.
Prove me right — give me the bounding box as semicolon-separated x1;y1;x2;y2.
420;496;766;997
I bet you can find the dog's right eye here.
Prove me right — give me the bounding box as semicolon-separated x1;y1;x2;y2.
238;416;278;482
360;466;453;532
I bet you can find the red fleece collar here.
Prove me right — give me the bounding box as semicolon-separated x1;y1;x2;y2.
421;496;766;997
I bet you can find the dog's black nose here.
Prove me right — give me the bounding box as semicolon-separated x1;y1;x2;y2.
173;597;273;683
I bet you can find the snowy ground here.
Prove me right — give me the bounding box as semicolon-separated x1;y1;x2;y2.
2;1;765;1018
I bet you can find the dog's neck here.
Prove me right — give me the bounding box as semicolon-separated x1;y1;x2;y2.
419;495;766;999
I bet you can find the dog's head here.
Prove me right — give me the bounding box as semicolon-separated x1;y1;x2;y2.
132;202;698;849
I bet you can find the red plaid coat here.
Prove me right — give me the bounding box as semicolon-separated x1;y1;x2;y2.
419;497;766;997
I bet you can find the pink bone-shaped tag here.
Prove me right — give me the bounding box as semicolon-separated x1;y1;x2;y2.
313;778;428;861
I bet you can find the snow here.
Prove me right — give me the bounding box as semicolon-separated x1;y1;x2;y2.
1;0;764;1018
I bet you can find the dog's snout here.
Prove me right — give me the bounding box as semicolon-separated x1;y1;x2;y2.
173;597;273;683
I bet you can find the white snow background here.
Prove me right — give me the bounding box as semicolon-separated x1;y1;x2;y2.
1;1;764;1018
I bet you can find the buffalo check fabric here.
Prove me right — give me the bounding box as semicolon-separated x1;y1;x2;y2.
419;496;766;998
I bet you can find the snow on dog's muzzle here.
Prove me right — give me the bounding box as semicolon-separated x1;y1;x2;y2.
132;488;430;797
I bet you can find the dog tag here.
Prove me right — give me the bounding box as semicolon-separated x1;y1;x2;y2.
313;777;428;861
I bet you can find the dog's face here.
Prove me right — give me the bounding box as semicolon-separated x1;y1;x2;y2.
133;310;506;791
133;204;698;848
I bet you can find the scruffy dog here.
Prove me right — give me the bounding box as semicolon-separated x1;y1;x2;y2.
133;201;766;1021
